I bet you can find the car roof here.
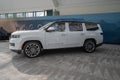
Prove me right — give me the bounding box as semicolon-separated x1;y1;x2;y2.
55;20;98;24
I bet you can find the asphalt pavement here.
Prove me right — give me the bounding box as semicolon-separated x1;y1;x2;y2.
0;41;120;80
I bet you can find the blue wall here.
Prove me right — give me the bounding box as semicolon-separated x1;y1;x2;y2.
16;12;120;44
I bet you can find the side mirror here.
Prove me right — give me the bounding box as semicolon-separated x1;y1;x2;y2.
46;27;55;32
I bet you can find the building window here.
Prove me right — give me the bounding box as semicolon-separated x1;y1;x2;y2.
16;13;24;17
7;13;14;18
0;9;53;18
44;11;47;16
36;11;44;17
46;10;53;16
0;14;6;18
26;12;33;17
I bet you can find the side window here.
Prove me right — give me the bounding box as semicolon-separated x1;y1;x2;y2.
49;22;65;32
85;23;99;31
69;22;83;31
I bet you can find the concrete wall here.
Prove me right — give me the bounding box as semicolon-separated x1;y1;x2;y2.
56;0;120;15
0;0;120;15
0;0;54;13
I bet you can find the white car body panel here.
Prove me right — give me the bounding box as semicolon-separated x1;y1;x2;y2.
9;21;103;52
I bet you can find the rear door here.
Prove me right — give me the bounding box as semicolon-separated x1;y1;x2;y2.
65;21;85;47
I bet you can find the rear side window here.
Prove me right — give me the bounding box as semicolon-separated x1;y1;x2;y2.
85;23;99;31
69;22;83;31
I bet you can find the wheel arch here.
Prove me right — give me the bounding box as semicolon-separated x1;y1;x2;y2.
22;40;43;49
84;38;96;45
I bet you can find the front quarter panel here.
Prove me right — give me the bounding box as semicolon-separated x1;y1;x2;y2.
20;32;45;49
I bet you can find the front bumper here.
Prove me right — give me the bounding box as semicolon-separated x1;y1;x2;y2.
11;50;22;54
9;38;22;51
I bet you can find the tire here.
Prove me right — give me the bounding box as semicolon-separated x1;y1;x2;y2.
23;41;41;58
83;40;96;53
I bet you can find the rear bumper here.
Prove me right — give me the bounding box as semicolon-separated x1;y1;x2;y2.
96;43;103;47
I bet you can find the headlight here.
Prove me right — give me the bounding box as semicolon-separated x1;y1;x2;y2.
11;35;20;38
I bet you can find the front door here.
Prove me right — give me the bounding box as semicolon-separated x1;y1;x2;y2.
45;22;66;49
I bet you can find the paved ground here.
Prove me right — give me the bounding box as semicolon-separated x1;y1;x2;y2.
0;41;120;80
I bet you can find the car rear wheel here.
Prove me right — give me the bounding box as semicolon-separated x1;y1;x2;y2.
83;40;96;53
23;41;41;58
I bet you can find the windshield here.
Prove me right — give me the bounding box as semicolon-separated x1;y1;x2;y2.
39;22;54;30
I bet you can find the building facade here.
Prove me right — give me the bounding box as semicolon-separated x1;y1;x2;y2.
0;0;120;43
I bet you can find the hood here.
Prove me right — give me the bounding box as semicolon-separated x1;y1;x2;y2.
12;30;40;35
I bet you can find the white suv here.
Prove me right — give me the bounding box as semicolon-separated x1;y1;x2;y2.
9;21;103;58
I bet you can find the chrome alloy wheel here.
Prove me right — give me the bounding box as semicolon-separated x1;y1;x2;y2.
23;42;41;58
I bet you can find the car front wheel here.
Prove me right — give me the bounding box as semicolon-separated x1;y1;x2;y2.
23;41;41;58
83;40;96;53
